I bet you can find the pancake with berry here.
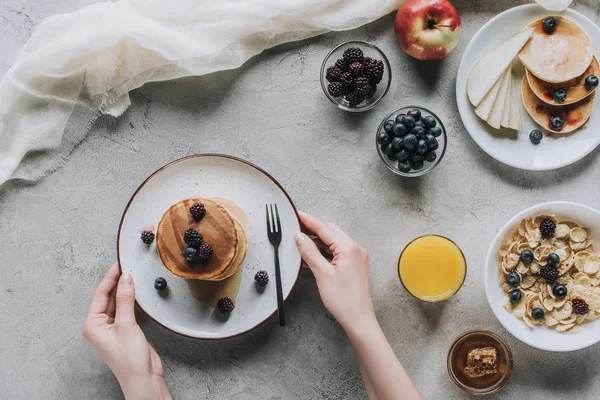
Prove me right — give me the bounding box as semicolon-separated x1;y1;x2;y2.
521;77;595;134
526;56;599;106
519;16;593;83
156;198;239;280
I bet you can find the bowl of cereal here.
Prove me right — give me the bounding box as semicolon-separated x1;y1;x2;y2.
484;201;600;352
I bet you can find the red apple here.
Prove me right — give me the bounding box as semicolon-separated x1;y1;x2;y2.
394;0;462;60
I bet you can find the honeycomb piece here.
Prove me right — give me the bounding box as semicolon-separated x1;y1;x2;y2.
464;347;498;378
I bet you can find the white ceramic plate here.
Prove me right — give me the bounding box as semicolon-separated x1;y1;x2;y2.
484;201;600;352
117;155;301;339
456;5;600;170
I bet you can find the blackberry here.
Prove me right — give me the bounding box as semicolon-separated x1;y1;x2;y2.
190;202;206;221
354;77;372;97
348;62;365;77
343;47;364;63
141;230;155;244
572;297;589;315
540;218;556;238
364;84;377;99
327;82;343;97
334;58;348;71
154;277;167;291
345;90;366;107
326;66;342;82
217;297;235;314
540;264;558;282
254;270;269;287
365;60;384;84
197;243;213;262
184;228;203;247
340;72;355;92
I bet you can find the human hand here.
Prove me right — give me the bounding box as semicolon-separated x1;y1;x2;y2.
294;211;375;330
82;263;171;400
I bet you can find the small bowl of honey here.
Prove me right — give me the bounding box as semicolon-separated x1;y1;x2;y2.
447;330;513;396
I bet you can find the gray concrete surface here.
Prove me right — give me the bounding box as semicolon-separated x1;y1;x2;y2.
2;0;600;399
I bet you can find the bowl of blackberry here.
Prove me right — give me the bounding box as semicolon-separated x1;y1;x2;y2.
376;106;447;177
321;41;391;112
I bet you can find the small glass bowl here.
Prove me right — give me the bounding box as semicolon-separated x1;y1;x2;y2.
447;330;513;396
376;106;447;177
320;40;391;112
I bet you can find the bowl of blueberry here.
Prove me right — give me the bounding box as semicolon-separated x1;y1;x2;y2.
376;106;447;177
321;41;391;112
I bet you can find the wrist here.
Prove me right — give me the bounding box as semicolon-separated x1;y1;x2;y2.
119;374;171;400
342;312;381;342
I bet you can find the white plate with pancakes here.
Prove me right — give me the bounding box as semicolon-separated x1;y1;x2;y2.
117;154;302;339
456;5;600;170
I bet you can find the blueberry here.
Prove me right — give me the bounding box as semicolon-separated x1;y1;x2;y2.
396;149;410;161
520;250;534;264
424;134;438;149
154;277;167;291
403;134;417;150
412;126;426;138
532;307;545;320
384;120;395;134
398;160;412;173
383;144;397;160
542;17;557;34
377;132;390;145
391;137;404;151
550;115;564;131
552;284;568;299
422;115;436;129
509;289;522;304
506;272;520;287
184;247;199;263
393;123;407;137
412;160;424;170
424;150;437;163
547;252;560;267
409;153;423;163
585;75;599;90
407;109;421;121
529;129;543;145
402;115;416;130
395;113;407;124
416;139;428;155
552;89;567;103
415;120;424;128
429;126;443;137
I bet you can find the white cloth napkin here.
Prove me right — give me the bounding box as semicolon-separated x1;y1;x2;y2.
0;0;401;185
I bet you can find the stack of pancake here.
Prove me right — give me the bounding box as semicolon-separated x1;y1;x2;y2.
519;16;598;134
156;197;249;282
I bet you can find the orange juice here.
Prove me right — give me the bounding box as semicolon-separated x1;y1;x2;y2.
398;235;466;302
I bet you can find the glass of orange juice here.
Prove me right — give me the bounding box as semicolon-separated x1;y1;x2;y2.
398;235;466;302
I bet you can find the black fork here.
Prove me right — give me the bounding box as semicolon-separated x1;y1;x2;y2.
266;204;285;327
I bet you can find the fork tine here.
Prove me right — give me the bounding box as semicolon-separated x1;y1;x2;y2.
265;204;271;233
274;204;281;233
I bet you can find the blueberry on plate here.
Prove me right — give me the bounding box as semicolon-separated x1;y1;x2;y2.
429;126;442;137
552;88;567;103
409;153;423;163
509;289;521;304
416;139;428;154
402;115;416;130
422;115;436;129
407;109;421;121
424;150;436;163
154;277;167;291
403;133;417;150
383;144;397;160
542;17;557;34
391;137;404;151
550;115;564;131
393;123;407;137
395;113;407;124
184;247;199;263
532;307;545;320
377;132;390;145
412;126;425;138
415;120;424;128
397;149;410;161
529;129;543;145
506;271;520;287
585;75;599;90
424;134;437;149
547;252;560;267
398;160;412;173
412;160;424;170
552;284;568;299
384;120;395;134
520;249;534;264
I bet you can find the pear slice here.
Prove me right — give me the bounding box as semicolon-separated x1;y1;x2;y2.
487;67;511;129
467;28;534;107
501;70;512;128
475;68;508;122
507;75;522;130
